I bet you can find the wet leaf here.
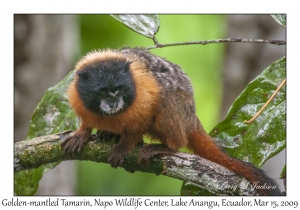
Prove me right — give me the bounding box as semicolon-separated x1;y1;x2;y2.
209;57;286;167
14;71;78;195
111;14;160;38
271;14;286;27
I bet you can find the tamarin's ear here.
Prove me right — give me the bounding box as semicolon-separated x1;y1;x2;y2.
77;70;89;80
122;60;132;72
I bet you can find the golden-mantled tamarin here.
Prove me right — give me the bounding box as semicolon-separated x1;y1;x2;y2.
62;47;282;196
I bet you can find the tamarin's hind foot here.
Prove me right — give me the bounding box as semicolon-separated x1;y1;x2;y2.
138;144;176;166
108;139;144;168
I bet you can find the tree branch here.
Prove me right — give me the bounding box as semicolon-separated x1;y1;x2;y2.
14;132;259;196
147;38;286;49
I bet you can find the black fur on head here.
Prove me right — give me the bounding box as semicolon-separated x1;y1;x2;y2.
76;58;136;115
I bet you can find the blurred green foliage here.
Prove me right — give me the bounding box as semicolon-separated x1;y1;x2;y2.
77;15;226;195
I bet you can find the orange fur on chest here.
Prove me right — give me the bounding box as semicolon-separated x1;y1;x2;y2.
68;50;160;134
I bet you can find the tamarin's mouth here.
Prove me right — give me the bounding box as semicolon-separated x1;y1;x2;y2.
100;97;125;115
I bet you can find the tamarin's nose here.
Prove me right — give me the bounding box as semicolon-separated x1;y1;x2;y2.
109;90;119;97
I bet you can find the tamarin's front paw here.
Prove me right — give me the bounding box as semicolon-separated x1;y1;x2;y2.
61;133;84;153
107;144;128;168
61;131;91;154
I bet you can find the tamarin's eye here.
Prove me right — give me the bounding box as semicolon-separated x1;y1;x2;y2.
99;89;108;96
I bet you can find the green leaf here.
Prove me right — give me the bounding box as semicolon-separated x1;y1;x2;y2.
111;14;160;38
209;57;286;167
280;164;286;179
271;14;286;27
27;70;79;138
14;71;77;195
182;57;286;195
280;164;286;191
14;167;43;196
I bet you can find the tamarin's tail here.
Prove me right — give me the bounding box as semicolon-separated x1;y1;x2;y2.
187;120;282;196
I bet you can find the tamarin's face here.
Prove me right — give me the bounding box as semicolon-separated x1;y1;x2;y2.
76;58;136;115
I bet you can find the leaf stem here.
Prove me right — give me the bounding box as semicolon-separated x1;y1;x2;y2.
152;36;160;46
244;78;286;124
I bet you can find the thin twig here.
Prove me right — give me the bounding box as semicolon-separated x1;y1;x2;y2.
147;38;286;49
244;78;286;124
